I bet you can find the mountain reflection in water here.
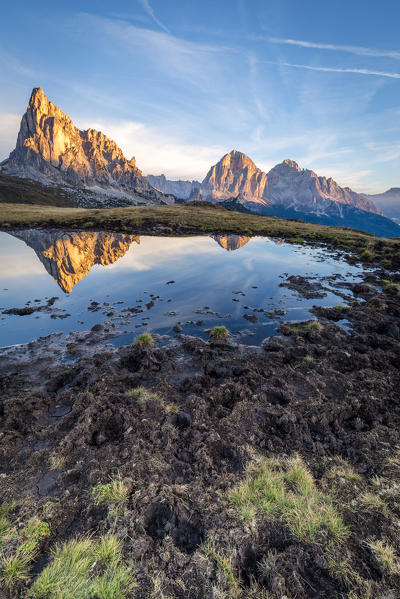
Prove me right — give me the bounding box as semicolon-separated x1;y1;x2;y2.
8;231;277;292
11;231;141;293
0;230;361;348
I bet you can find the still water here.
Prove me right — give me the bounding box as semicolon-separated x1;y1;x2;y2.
0;230;363;348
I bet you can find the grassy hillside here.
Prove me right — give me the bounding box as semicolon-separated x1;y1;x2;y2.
0;173;76;207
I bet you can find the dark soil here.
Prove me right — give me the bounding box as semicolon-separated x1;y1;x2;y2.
0;271;400;598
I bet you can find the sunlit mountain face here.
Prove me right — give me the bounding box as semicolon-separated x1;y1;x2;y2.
10;230;140;293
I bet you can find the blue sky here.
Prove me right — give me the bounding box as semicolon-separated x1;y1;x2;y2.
0;0;399;192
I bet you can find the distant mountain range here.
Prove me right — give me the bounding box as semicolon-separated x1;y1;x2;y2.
148;151;400;237
363;188;400;225
1;88;399;237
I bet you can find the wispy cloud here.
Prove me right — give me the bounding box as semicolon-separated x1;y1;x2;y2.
269;37;400;60
137;0;169;33
247;53;268;120
78;14;233;89
280;62;400;79
0;48;37;78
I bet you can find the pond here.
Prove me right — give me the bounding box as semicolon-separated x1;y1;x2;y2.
0;230;364;348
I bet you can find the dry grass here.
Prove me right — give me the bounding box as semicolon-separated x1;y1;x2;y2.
124;387;178;413
359;492;387;512
366;539;400;574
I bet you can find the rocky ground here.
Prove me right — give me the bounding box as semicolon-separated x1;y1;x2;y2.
0;270;400;598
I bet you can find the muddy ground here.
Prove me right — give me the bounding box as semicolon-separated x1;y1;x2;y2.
0;270;400;598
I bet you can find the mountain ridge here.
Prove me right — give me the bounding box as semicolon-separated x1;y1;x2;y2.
149;151;400;236
1;88;174;207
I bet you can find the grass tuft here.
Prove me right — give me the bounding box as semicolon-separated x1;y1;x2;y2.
0;516;50;590
204;541;241;596
366;539;400;574
291;320;321;333
0;552;33;590
124;387;178;413
30;535;136;599
360;249;375;261
359;492;387;512
209;326;230;341
134;333;154;347
92;480;129;506
230;454;349;543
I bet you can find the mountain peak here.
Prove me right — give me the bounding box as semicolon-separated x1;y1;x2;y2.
198;149;268;203
220;149;256;171
28;87;49;110
281;158;301;171
2;87;173;206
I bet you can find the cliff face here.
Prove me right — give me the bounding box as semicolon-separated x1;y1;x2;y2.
194;150;268;205
191;151;379;215
266;159;379;215
11;230;139;293
2;88;173;206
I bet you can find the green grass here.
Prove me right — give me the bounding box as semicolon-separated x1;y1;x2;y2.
92;480;129;506
288;236;304;244
291;320;322;333
30;535;136;599
0;503;15;550
0;551;33;590
209;325;230;341
304;355;313;364
335;304;350;311
134;332;154;347
204;541;241;597
0;516;50;591
231;455;349;543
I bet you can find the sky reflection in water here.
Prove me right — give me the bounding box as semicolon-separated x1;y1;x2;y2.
0;231;363;347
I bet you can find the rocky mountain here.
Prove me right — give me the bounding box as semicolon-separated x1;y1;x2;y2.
364;188;400;224
185;150;399;237
197;150;268;205
212;234;251;251
1;88;174;207
265;158;379;214
192;151;378;214
11;230;139;293
147;174;200;200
